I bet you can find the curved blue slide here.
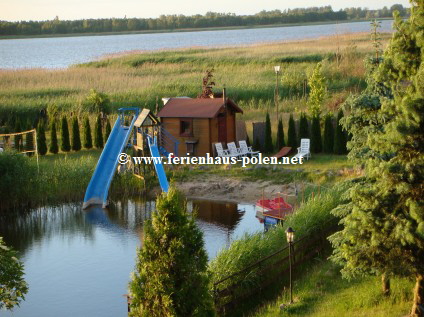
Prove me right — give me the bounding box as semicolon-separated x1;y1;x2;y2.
83;108;139;209
147;136;169;193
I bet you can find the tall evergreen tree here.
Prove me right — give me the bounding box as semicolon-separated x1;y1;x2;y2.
104;119;111;143
310;115;322;153
49;121;59;154
287;114;297;148
323;113;334;153
60;116;71;152
129;188;215;317
94;115;103;149
276;118;285;149
71;117;81;151
83;117;93;149
330;4;424;315
334;109;347;154
37;121;47;155
307;62;326;118
298;112;309;139
13;119;22;151
264;112;273;153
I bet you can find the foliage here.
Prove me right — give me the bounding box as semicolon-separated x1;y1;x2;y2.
310;115;322;153
36;121;47;155
71;117;81;151
83;117;93;149
0;237;28;310
49;121;58;154
104;119;111;142
307;62;326;118
129;188;214;317
82;89;110;114
94;115;103;149
333;109;347;155
329;4;424;315
287;114;297;148
13;119;22;151
60;116;71;152
298;112;309;139
323;113;334;153
276;117;285;149
264;112;273;153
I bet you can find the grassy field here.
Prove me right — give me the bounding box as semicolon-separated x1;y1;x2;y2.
0;32;391;137
253;260;412;317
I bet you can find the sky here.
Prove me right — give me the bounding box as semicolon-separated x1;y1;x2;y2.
1;0;411;22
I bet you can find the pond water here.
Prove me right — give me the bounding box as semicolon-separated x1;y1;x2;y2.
0;20;395;69
0;199;263;317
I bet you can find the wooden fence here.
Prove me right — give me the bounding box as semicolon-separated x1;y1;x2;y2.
212;224;337;316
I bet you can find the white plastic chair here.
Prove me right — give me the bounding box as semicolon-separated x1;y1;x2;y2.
214;143;231;157
238;140;259;157
293;138;311;160
227;142;244;158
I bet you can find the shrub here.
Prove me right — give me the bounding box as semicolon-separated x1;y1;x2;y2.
83;117;93;149
323;113;334;153
94;115;103;149
104;119;111;142
310;115;322;153
287;114;297;148
82;89;111;114
71;117;82;151
49;121;59;154
298;112;309;139
37;121;47;155
276;118;285;149
334;109;347;154
60;116;71;152
264;112;273;153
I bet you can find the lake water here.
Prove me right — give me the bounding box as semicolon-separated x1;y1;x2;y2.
0;199;263;317
0;20;395;69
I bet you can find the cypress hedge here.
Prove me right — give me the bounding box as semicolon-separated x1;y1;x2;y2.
298;112;309;139
49;121;59;154
276;117;285;149
264;112;273;153
83;117;93;149
323;113;334;153
60;116;71;152
104;119;111;143
310;115;322;153
287;114;297;148
94;115;103;149
71;117;82;151
334;109;347;154
37;121;47;155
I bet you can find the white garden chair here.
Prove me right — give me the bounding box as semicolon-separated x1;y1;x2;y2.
214;143;231;157
238;140;259;157
227;142;244;158
293;138;311;160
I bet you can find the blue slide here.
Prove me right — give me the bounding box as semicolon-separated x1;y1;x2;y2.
147;136;169;193
83;108;139;209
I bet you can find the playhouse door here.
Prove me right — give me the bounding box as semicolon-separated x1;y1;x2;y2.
218;114;227;143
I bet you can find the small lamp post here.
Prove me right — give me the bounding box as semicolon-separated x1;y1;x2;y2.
274;65;281;147
286;227;295;304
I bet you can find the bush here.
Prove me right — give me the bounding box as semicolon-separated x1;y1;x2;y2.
94;115;103;149
49;121;59;154
83;117;93;149
104;119;111;143
276;118;285;149
82;89;111;114
37;121;47;155
287;114;297;148
129;188;214;317
310;115;322;153
334;109;347;154
71;117;81;151
323;113;334;153
264;112;273;153
298;112;309;139
60;116;71;152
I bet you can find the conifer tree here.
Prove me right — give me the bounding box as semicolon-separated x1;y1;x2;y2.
307;62;326;118
310;115;322;153
323;113;334;153
298;112;309;139
94;115;103;149
83;117;93;149
330;4;424;315
60;116;71;152
104;119;111;143
129;188;215;317
49;121;59;154
334;109;347;154
13;119;22;151
71;117;81;151
264;112;273;153
287;114;297;148
37;121;47;155
276;118;285;149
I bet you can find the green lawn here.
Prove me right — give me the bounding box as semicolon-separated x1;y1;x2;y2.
253;260;412;317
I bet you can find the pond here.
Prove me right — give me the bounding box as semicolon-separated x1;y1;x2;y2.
0;199;263;317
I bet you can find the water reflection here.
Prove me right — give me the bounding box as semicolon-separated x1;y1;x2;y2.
0;199;262;317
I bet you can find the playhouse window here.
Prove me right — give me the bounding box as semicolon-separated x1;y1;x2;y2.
180;120;192;136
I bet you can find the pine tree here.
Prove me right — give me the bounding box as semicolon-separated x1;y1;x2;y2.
83;117;93;149
49;121;59;154
298;112;309;139
71;117;82;151
60;116;71;152
37;121;47;155
287;114;297;148
330;4;424;315
94;115;103;149
310;115;322;153
104;119;111;143
323;113;334;153
334;109;347;154
129;188;215;317
276;118;285;149
264;112;273;153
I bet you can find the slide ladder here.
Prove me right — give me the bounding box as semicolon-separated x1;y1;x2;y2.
147;135;169;192
83;108;139;209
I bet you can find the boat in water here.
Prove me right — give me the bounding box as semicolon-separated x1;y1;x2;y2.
256;196;294;225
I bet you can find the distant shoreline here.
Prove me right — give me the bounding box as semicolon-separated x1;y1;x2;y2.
0;18;393;40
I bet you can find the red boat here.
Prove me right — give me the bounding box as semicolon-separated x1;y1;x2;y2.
256;197;294;221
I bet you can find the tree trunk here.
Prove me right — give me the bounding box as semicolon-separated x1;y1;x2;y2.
411;274;424;317
382;273;390;296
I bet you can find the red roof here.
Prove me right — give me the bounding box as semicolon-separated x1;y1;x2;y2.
157;98;243;118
